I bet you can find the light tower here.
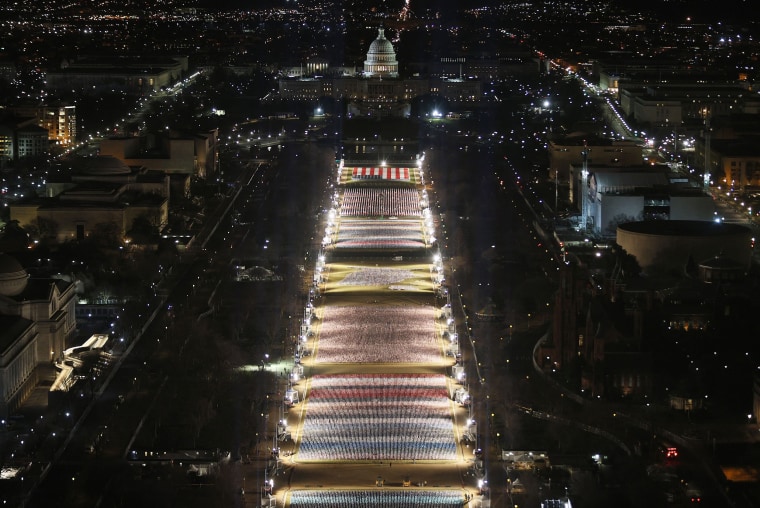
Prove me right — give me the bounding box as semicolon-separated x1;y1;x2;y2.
580;140;589;232
702;106;711;191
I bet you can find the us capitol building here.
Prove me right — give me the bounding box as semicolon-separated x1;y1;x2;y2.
278;27;483;117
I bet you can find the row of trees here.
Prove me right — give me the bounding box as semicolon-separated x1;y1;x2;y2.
19;215;161;247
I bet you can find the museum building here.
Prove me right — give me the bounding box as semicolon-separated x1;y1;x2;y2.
0;254;76;416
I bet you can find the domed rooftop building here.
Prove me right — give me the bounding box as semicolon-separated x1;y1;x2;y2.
81;155;132;176
0;253;76;416
697;254;747;284
363;28;399;78
12;152;170;243
0;253;28;296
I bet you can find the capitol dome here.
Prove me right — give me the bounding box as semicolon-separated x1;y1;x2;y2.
364;28;399;78
0;253;28;297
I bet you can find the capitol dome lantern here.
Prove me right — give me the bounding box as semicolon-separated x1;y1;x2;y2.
364;28;399;78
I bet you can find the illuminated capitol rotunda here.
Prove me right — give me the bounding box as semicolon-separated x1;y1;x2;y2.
362;28;399;78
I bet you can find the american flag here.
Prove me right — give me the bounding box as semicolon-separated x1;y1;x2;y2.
351;167;410;181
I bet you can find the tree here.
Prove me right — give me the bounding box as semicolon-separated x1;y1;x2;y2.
0;220;30;252
128;215;159;244
610;243;642;280
27;217;59;242
116;300;148;340
605;213;639;236
91;221;122;248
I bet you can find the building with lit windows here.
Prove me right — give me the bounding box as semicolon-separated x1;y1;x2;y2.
15;124;48;159
618;83;760;127
592;58;735;95
569;165;714;235
10;156;169;243
0;125;13;167
278;27;483;117
549;134;642;182
0;254;77;417
362;28;398;78
0;61;16;82
45;56;187;95
10;104;77;148
99;130;218;178
694;136;760;188
0;105;76;161
0;117;49;161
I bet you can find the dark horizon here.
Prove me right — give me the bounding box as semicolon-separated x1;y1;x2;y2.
187;0;759;23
